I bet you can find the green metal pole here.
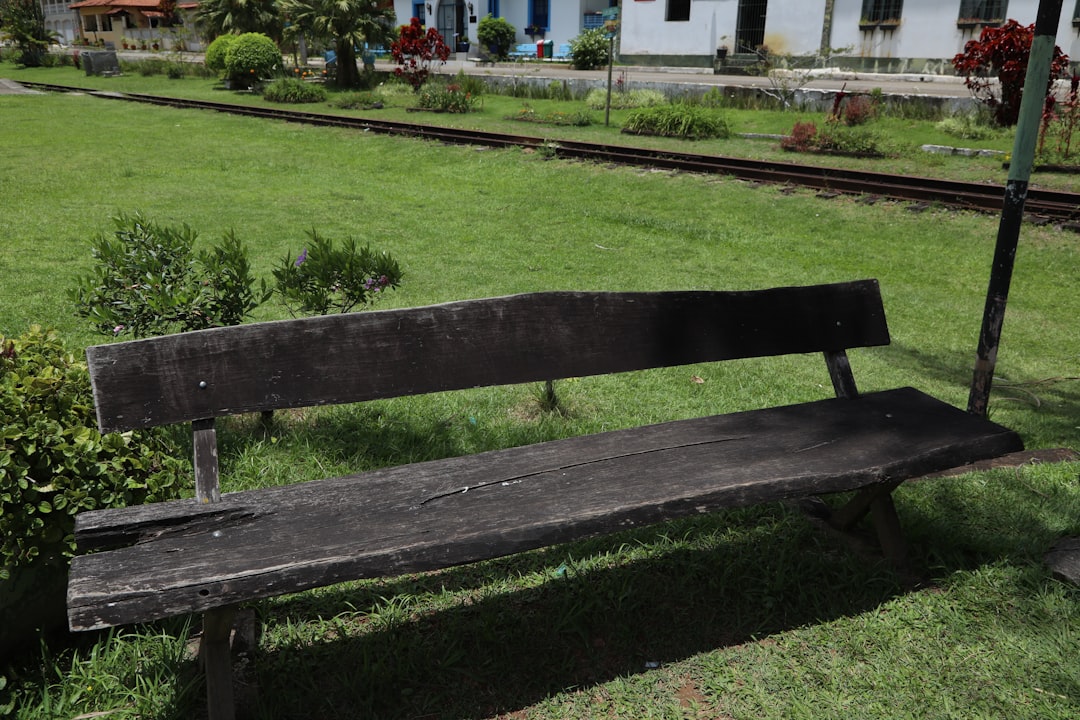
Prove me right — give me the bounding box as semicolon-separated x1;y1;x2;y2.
968;0;1063;417
605;36;614;127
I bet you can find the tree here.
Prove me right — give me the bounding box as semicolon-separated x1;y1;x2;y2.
195;0;282;41
390;16;450;91
0;0;56;67
952;19;1069;127
279;0;395;88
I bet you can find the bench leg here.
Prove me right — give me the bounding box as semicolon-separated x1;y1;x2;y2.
828;481;907;564
201;606;238;720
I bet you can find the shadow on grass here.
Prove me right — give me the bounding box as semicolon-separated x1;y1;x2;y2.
241;506;909;720
880;340;1080;448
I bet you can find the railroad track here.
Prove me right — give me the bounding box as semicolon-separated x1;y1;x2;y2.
21;81;1080;222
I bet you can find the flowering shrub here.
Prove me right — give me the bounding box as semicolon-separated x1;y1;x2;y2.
71;213;268;338
416;82;480;112
391;17;450;91
952;20;1069;127
272;229;403;315
781;120;885;156
224;32;281;87
569;28;609;71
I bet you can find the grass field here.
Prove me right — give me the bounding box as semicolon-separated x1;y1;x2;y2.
1;64;1079;719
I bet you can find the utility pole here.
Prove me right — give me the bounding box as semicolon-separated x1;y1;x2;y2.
968;0;1064;416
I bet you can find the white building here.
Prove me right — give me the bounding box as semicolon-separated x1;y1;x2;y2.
618;1;1080;73
391;0;618;52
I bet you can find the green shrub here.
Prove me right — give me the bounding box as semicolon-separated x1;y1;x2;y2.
585;87;666;110
272;229;403;315
622;104;731;140
71;213;268;338
204;33;238;76
415;82;480;113
0;327;186;579
224;32;280;86
814;124;886;155
936;113;999;141
264;77;327;103
476;14;515;59
569;28;609;70
330;90;382;109
0;327;186;653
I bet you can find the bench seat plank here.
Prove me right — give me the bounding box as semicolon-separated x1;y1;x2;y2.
68;387;1021;631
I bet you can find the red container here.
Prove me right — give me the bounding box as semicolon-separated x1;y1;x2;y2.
537;40;544;59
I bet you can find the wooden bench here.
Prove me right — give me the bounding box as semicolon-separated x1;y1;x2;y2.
67;280;1023;720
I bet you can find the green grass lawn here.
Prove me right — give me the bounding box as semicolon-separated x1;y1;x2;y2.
1;65;1079;719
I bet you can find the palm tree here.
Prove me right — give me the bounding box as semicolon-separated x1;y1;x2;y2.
196;0;282;40
280;0;395;88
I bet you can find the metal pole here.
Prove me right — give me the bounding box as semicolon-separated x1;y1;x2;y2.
968;0;1064;417
605;36;614;127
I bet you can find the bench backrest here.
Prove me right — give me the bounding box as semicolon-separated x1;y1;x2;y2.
86;280;888;434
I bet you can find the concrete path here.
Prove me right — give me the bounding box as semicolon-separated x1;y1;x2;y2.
0;78;42;94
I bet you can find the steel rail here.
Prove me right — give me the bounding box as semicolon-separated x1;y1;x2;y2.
20;81;1080;221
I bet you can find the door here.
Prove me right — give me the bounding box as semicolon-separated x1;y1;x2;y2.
736;0;768;53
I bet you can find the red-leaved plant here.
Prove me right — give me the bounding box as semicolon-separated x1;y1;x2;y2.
390;17;451;91
952;19;1069;127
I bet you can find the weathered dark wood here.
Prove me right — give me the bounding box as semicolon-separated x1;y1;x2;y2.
824;350;858;399
869;494;907;564
86;281;889;433
68;387;1022;631
1046;537;1080;585
193;419;220;504
201;606;236;720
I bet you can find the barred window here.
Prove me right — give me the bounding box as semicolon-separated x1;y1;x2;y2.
958;0;1007;22
861;0;903;23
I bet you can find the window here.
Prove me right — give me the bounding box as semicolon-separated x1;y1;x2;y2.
488;0;500;17
1073;0;1080;23
529;0;548;30
666;0;691;22
83;14;98;31
412;2;424;21
861;0;902;24
958;0;1007;23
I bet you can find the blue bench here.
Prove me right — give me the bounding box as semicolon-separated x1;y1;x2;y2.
509;43;536;60
553;43;571;60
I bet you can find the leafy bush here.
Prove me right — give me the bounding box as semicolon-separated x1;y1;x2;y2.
622;104;731;140
330;90;382;109
0;327;186;654
415;82;480;112
476;13;515;59
952;19;1068;127
781;120;819;152
224;32;280;86
264;77;327;103
936;113;999;140
585;88;665;110
569;28;609;70
0;327;186;581
781;120;887;155
204;32;238;76
71;213;268;338
273;229;403;315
